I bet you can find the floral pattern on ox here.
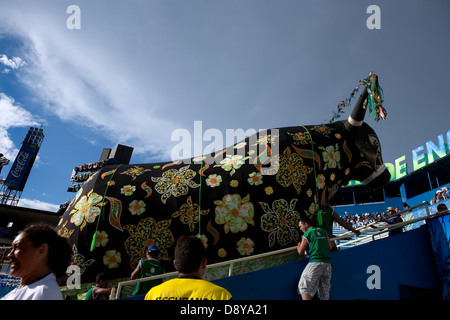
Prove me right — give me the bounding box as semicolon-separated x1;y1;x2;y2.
172;196;209;232
123;217;174;268
276;147;314;194
152;165;200;204
214;194;255;234
68;190;106;231
260;198;300;247
56;121;381;284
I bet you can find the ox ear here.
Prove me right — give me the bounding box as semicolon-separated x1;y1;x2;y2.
345;88;369;131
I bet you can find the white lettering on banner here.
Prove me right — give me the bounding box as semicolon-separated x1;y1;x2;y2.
349;129;450;185
11;151;30;178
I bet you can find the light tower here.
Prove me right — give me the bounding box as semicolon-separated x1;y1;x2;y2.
0;127;44;206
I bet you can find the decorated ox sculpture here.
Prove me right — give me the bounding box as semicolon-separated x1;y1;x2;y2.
56;74;390;283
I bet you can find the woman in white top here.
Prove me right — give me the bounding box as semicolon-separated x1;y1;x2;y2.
2;223;71;300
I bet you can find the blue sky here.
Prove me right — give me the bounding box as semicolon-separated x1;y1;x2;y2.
0;0;449;211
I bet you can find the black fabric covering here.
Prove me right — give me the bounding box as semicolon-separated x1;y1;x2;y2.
56;120;387;283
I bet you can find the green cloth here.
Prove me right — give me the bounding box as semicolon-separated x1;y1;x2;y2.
311;207;334;236
132;259;165;296
84;286;94;300
302;226;331;263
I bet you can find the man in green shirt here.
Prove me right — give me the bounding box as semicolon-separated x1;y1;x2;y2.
297;216;333;300
130;245;165;296
311;205;361;251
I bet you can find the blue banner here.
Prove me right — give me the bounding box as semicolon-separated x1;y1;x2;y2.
428;213;450;300
403;199;450;231
4;143;38;191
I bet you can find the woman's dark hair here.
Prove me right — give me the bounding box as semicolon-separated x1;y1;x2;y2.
22;223;72;277
174;235;206;274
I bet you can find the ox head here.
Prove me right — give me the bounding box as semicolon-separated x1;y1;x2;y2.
342;88;391;189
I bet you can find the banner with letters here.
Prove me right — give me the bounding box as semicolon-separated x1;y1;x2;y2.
4;143;38;191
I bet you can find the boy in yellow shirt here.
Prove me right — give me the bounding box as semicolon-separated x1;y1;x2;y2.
145;235;232;300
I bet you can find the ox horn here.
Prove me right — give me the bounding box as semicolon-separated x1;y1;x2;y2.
344;84;369;131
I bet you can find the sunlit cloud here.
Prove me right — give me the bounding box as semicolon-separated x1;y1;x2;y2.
0;92;43;161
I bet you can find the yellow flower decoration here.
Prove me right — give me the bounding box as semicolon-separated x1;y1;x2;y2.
124;217;174;268
214;194;254;234
103;250;121;269
276;147;313;194
120;166;151;181
237;237;255;256
172;196;209;232
152;165;200;204
95;230;109;247
69;190;105;231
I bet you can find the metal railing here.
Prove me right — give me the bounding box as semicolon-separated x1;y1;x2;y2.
1;201;447;299
111;202;449;299
332;201;445;247
0;246;11;275
114;201;449;299
113;246;297;299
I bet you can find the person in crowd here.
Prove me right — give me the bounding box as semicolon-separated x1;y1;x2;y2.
402;202;411;212
431;190;444;204
436;203;448;213
436;190;444;202
2;223;71;300
297;216;332;300
385;207;403;236
145;235;232;300
130;245;165;296
85;273;112;300
441;187;450;200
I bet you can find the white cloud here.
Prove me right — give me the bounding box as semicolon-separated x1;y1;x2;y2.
1;0;447;170
0;1;301;162
18;198;60;212
0;2;182;162
0;93;43;161
0;54;27;73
